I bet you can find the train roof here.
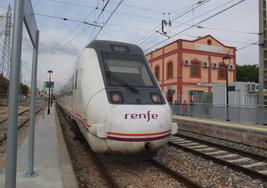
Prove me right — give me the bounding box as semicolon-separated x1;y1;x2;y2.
85;40;144;55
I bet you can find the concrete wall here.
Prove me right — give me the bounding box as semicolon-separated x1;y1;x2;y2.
174;117;267;149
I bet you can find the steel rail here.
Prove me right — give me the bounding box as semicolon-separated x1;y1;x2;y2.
175;133;267;163
0;104;43;124
168;139;267;181
0;106;43;143
178;129;267;150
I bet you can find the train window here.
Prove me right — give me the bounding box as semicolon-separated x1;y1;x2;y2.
104;53;154;87
74;70;78;89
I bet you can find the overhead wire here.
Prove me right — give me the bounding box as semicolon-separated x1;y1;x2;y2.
237;41;259;51
170;0;236;31
39;5;99;64
195;25;259;35
93;0;124;40
35;12;102;27
40;0;122;65
48;0;163;14
138;0;210;46
140;0;236;49
144;0;246;53
46;0;95;9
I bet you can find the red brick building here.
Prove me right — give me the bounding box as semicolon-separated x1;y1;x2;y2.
146;35;236;103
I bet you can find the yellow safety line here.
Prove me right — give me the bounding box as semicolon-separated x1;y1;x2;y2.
173;115;267;133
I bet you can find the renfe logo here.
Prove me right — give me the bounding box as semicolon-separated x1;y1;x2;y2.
124;111;159;122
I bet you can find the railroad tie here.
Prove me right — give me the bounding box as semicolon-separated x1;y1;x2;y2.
180;142;200;147
205;150;227;155
257;169;267;174
190;145;208;149
195;147;216;152
227;157;251;163
242;162;267;168
216;153;239;159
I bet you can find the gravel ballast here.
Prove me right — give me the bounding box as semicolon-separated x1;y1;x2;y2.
156;145;267;188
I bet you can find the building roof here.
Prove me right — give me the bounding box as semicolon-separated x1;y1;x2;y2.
146;35;236;56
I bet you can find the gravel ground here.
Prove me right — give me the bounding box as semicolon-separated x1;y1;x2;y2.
155;145;267;188
179;130;267;159
99;154;185;188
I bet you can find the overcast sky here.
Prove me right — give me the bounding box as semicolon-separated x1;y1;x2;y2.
0;0;259;91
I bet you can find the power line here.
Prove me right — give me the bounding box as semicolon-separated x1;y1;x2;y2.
237;42;259;51
35;12;102;28
145;0;246;52
171;0;211;22
196;25;259;35
39;7;99;63
46;0;162;14
97;0;110;20
93;0;124;40
40;0;121;64
120;2;163;14
171;0;235;31
46;0;96;9
138;0;210;46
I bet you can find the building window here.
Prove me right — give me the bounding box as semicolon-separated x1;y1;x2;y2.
207;39;212;45
190;61;201;78
218;64;226;80
154;66;160;81
167;61;173;79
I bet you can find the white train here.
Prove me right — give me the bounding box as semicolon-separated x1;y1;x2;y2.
57;40;178;155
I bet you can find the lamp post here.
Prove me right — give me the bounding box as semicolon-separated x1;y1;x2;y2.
222;55;231;121
47;70;53;114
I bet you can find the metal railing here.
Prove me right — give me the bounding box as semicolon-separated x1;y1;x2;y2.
171;103;267;125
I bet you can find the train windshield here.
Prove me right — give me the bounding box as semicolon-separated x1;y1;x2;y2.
104;53;154;87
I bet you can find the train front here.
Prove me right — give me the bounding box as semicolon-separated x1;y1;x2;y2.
90;41;177;154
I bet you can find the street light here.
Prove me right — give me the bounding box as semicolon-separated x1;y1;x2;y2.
222;55;231;121
47;70;53;115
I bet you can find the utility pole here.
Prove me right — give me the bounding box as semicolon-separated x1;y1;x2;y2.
47;70;53;114
223;55;231;121
259;0;267;105
0;5;12;78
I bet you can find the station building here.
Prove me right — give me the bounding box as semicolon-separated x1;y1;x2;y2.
146;35;236;104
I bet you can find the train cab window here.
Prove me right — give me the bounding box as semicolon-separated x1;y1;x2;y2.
104;53;154;87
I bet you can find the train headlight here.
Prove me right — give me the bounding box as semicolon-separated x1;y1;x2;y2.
150;93;163;104
110;91;123;103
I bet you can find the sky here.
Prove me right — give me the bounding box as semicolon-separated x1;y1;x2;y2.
0;0;259;92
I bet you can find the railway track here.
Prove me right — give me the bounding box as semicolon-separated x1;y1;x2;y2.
57;106;203;188
169;134;267;182
0;105;43;143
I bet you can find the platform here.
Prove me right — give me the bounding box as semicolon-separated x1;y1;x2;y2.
173;115;267;149
0;105;78;188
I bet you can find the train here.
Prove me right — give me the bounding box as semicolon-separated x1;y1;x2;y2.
57;40;178;155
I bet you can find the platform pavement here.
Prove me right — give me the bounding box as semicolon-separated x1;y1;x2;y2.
0;105;78;188
173;115;267;149
173;115;267;133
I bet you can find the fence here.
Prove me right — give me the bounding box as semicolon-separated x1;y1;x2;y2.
171;104;267;125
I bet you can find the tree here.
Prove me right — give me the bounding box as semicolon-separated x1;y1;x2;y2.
236;64;259;83
0;74;9;95
21;84;29;97
0;74;29;96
